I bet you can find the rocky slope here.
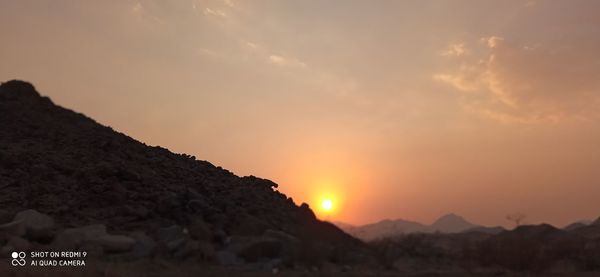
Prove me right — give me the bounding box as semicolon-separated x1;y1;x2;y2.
0;80;369;268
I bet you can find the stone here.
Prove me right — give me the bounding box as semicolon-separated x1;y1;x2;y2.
230;215;270;236
129;233;157;259
188;219;212;242
173;239;200;259
14;209;55;241
233;237;283;262
263;229;301;262
197;241;216;261
122;205;149;219
157;225;185;243
0;210;13;223
213;228;227;244
166;238;187;252
52;224;108;250
264;229;299;243
156;225;189;254
6;236;31;252
0;220;26;237
91;234;136;253
108;232;156;261
216;250;244;266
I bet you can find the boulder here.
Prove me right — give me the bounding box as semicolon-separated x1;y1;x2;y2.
264;229;299;243
156;225;189;253
157;225;186;243
91;235;136;253
105;233;157;262
129;233;157;259
0;220;26;237
232;237;283;262
197;241;216;261
14;209;55;241
216;250;244;266
0;210;13;224
230;215;270;236
52;224;107;250
188;219;212;242
263;229;301;262
6;236;31;252
173;239;200;259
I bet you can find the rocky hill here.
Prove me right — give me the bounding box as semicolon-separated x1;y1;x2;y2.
0;80;369;269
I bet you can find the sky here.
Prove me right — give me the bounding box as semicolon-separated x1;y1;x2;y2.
2;0;600;227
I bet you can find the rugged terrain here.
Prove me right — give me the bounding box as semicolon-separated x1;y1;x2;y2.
0;80;371;274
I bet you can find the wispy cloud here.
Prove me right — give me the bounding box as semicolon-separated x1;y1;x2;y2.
439;43;467;57
435;35;600;123
268;55;307;68
203;7;227;18
223;0;235;8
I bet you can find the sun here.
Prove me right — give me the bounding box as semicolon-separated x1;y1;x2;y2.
321;199;333;212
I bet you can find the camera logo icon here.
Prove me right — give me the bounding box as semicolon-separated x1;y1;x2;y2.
11;252;26;266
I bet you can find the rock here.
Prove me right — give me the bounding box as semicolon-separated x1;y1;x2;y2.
6;236;30;252
230;215;270;236
0;220;26;237
188;219;212;242
129;233;157;259
213;228;227;245
108;232;156;261
122;205;149;219
197;241;216;261
52;224;108;250
263;229;301;262
264;229;299;243
91;234;136;253
173;239;200;259
166;238;187;252
156;225;189;253
0;211;13;224
216;250;244;266
157;225;186;243
232;237;283;262
14;209;55;241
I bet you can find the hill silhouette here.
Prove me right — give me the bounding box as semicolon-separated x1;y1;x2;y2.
0;80;368;268
336;213;502;241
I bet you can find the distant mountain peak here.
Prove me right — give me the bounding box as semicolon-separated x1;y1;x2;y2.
433;213;468;224
430;213;476;233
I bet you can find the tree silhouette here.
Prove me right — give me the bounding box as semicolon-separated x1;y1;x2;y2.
506;213;527;227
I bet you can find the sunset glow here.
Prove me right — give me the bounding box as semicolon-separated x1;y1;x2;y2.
3;1;600;228
321;199;333;211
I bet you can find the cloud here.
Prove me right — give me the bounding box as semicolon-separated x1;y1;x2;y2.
268;55;307;68
131;2;144;15
223;0;235;8
439;43;467;57
435;36;600;123
196;48;218;58
244;41;258;49
203;7;227;18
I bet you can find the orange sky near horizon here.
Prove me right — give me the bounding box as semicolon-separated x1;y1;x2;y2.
2;0;600;227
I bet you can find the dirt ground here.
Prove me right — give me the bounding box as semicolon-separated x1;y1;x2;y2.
2;260;600;277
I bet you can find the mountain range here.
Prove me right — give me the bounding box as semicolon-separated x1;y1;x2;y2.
336;213;503;241
336;214;600;241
